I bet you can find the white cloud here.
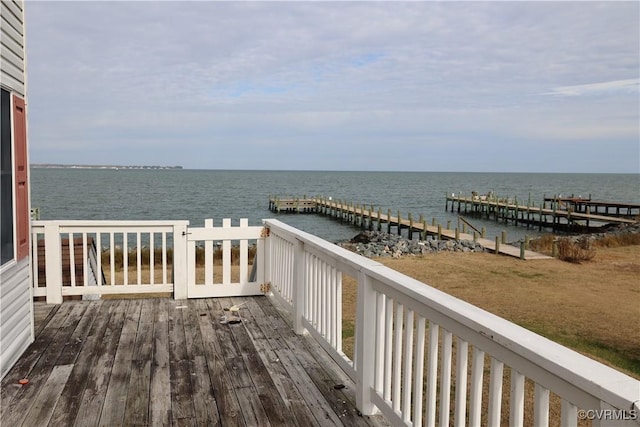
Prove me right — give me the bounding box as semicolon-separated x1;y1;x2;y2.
24;1;640;172
544;79;639;97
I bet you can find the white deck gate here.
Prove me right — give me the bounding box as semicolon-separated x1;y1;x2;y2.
186;218;265;298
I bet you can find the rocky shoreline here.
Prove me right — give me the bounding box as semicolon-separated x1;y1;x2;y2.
337;230;485;258
338;222;640;259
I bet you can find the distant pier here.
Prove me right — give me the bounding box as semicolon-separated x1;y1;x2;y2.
268;194;639;259
445;193;638;231
268;196;552;259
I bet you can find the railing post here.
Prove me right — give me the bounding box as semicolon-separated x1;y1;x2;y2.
292;238;306;335
355;270;377;415
263;225;272;286
43;222;63;304
173;221;189;300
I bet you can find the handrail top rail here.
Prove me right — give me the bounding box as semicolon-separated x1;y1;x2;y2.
32;220;190;227
263;218;640;413
263;219;380;271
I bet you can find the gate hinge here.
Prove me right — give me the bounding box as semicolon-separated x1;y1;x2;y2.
260;282;271;293
261;227;270;238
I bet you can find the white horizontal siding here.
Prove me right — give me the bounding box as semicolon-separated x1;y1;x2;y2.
0;0;25;96
0;258;33;380
1;1;23;36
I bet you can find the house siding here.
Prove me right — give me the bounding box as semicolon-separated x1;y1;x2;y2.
0;0;25;97
0;0;32;381
0;258;32;380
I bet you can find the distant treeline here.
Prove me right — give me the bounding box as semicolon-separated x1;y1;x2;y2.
32;164;183;170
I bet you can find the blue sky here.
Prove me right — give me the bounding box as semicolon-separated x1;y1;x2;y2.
25;1;639;172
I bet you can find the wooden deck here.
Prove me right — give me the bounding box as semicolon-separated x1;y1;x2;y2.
0;298;389;427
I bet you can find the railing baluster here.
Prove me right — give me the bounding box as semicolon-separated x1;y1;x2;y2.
402;309;414;423
283;239;288;298
187;239;196;288
96;232;103;288
149;232;155;285
205;219;213;286
534;383;550;427
354;270;377;415
162;232;167;285
314;255;320;328
68;232;76;287
288;240;293;300
374;292;386;393
222;219;231;285
488;357;504;427
413;316;426;427
560;399;577;427
426;322;439;427
454;338;469;427
136;232;142;285
291;237;305;334
335;271;342;354
309;252;315;324
239;219;248;284
440;329;453;427
469;348;485;427
273;236;279;291
305;252;311;323
82;233;88;287
324;262;330;338
31;229;39;291
510;370;525;427
383;296;393;402
123;232;128;286
320;261;326;336
109;232;115;286
309;253;315;325
304;251;310;319
282;238;287;296
392;302;404;411
328;265;335;346
316;259;324;335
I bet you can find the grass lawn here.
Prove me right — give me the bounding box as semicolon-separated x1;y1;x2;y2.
341;244;639;379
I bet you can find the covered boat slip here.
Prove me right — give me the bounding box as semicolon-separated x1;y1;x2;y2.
0;297;388;427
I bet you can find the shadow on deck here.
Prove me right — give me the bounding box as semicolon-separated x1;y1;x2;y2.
0;297;389;427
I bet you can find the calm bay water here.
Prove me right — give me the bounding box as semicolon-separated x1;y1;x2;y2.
30;169;639;243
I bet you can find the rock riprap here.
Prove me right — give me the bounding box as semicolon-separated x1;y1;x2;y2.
337;230;485;258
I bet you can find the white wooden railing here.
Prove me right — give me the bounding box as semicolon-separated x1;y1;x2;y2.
262;219;640;427
31;220;189;303
31;218;639;425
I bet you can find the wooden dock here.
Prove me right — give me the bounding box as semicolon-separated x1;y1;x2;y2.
544;196;640;218
446;194;638;231
268;197;318;213
268;197;551;260
0;298;388;427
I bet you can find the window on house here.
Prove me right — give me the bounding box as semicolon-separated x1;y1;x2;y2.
1;87;14;265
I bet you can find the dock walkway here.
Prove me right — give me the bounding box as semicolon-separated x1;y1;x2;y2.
268;197;552;260
446;195;637;230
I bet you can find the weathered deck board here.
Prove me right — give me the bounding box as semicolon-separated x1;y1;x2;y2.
98;299;140;426
1;298;388;427
21;364;73;427
123;298;155;425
